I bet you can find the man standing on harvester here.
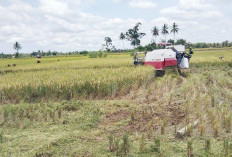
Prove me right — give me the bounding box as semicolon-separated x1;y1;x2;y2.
176;47;194;69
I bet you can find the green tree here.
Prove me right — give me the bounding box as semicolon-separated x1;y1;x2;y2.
152;26;159;43
222;40;229;47
125;22;146;48
168;39;174;45
171;23;179;45
13;41;22;58
176;39;186;45
104;37;112;51
119;32;126;51
161;24;169;47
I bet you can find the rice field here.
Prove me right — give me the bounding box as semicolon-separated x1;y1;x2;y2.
0;48;232;157
0;54;154;103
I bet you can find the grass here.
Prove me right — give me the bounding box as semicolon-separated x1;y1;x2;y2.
0;48;232;156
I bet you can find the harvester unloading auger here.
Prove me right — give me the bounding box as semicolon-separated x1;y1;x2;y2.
133;45;193;76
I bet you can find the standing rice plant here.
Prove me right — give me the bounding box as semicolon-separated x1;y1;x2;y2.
51;110;56;122
211;95;215;107
18;107;25;120
10;106;18;122
140;134;146;153
187;140;193;157
207;109;215;125
151;138;161;153
58;107;62;119
142;108;147;119
48;108;53;121
205;139;210;154
130;108;136;123
120;132;130;155
168;93;173;105
185;116;190;127
0;131;3;143
225;114;231;133
25;105;30;119
221;108;228;128
114;138;120;156
29;112;34;122
198;123;205;136
3;106;9;123
186;124;193;137
185;103;190;124
161;118;168;135
43;108;48;122
174;124;177;134
229;143;232;157
147;119;153;139
108;134;119;153
108;134;114;152
198;115;205;136
34;112;39;122
149;106;154;117
146;89;152;99
224;138;229;156
213;121;219;137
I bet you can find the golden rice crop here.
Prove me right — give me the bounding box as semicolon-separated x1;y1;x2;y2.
0;65;154;103
0;54;132;73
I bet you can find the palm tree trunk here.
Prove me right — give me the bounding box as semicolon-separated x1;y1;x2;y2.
165;34;166;47
174;33;175;45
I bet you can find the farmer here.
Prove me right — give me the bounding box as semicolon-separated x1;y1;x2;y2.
176;51;182;69
188;47;194;58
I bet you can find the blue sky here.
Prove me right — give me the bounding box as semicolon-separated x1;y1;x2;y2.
0;0;232;53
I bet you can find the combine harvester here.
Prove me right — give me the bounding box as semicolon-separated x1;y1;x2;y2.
133;45;192;76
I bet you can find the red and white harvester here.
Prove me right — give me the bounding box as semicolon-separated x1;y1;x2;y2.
133;45;190;76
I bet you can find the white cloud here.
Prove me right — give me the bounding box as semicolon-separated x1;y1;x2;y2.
159;0;232;43
112;0;123;3
160;0;223;20
39;0;70;15
0;0;232;53
0;0;145;53
129;0;156;9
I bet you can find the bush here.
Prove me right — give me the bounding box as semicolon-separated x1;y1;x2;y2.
98;51;103;57
130;52;135;56
103;52;107;57
80;50;89;56
89;51;107;58
89;52;98;58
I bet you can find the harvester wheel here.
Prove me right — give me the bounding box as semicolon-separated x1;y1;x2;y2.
155;70;165;77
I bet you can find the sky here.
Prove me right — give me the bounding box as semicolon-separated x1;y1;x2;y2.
0;0;232;53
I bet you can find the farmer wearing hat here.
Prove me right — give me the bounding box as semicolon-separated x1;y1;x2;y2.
188;47;194;59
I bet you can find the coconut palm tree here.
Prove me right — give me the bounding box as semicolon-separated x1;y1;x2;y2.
161;24;169;47
171;23;179;45
152;26;159;43
125;22;146;48
119;32;125;51
13;41;22;53
13;41;22;58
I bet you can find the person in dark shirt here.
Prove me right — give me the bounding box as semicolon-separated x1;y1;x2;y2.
176;51;182;69
189;47;194;59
